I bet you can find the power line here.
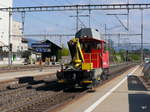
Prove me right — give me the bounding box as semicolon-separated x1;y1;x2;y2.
114;15;128;31
11;33;141;38
1;3;150;12
23;14;72;33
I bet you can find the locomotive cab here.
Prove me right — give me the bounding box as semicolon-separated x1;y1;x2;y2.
56;28;109;88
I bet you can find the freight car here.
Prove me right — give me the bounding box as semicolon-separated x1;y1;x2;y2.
56;28;109;88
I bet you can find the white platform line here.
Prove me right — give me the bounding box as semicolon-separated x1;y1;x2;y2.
84;66;139;112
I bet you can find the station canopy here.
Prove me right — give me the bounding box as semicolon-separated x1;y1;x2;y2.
31;40;61;53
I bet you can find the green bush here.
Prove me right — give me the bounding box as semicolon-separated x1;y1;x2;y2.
129;54;140;61
58;45;70;59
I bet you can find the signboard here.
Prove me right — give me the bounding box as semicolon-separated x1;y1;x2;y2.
31;43;51;53
31;44;51;48
35;48;51;52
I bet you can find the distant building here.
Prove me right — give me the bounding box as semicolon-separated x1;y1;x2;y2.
0;0;12;47
0;19;29;64
21;38;28;51
31;40;62;63
0;0;12;63
11;20;28;52
11;20;22;52
11;20;29;63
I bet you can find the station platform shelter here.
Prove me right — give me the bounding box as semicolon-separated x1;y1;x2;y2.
31;40;62;63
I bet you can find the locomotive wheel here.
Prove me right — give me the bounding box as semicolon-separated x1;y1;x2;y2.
101;74;108;80
101;68;109;80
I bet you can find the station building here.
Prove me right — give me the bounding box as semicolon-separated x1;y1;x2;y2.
0;0;12;47
0;0;12;64
31;40;62;64
0;0;29;64
0;19;29;64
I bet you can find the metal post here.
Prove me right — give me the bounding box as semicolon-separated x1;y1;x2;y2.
127;13;129;31
118;33;120;48
21;11;25;36
89;0;91;27
108;34;111;49
105;24;107;41
127;0;129;31
8;9;12;66
141;9;144;63
59;36;62;47
104;24;109;49
89;9;91;28
76;6;79;32
105;24;109;49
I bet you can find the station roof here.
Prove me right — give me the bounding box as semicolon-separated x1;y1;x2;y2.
32;39;62;49
22;38;28;43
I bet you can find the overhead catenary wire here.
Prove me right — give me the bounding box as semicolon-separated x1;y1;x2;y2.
26;13;72;33
20;1;73;33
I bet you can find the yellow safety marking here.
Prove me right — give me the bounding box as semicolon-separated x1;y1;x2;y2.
82;81;93;83
58;80;65;83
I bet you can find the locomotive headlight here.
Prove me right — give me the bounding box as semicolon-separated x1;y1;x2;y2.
86;70;90;72
57;70;61;72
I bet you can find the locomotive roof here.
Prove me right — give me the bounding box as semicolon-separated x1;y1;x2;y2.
75;28;104;41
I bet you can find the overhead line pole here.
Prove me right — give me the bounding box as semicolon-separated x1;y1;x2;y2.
76;5;79;32
88;0;91;27
8;8;12;66
127;0;130;30
141;9;144;63
104;24;107;41
21;11;26;36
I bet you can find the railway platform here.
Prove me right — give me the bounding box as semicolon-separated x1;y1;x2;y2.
57;65;150;112
0;63;125;83
0;67;59;82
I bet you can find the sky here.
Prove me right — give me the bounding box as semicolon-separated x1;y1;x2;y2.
12;0;150;47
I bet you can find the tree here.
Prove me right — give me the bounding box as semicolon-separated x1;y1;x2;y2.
57;45;70;59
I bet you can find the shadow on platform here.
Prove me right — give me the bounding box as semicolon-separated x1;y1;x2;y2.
128;75;150;112
18;76;45;85
16;76;64;91
16;76;84;92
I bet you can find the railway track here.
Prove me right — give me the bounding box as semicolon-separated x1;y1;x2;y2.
0;63;136;112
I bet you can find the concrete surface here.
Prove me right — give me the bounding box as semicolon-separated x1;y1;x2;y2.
58;65;150;112
0;67;59;82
